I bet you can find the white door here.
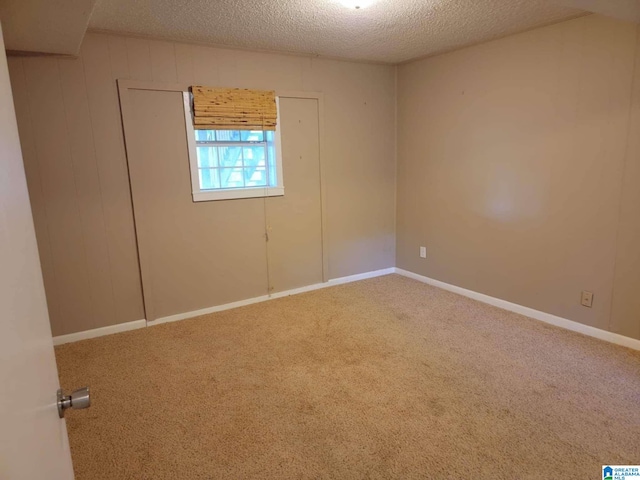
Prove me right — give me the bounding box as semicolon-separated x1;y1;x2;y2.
0;24;75;480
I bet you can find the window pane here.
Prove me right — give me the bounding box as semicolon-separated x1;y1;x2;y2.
267;144;277;185
268;163;277;187
219;146;243;168
242;146;266;168
196;147;218;168
242;146;267;187
240;130;264;142
245;167;267;187
265;133;277;187
191;128;279;194
217;146;242;168
265;130;275;143
219;168;245;188
215;130;241;142
195;130;215;142
199;168;220;190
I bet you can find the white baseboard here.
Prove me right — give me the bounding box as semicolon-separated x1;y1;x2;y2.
151;267;396;326
54;266;638;352
394;268;640;352
52;268;396;343
52;319;146;346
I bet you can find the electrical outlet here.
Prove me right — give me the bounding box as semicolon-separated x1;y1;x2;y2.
419;246;427;258
581;291;594;308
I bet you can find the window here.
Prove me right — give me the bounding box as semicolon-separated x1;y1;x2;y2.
183;92;284;202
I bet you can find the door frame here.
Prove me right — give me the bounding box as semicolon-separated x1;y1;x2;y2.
117;80;329;322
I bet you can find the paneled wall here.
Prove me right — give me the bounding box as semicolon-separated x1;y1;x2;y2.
8;33;397;336
397;15;640;339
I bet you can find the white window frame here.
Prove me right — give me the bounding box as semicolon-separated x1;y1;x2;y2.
182;92;284;202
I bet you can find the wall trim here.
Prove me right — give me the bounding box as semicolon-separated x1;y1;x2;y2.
52;319;146;346
52;267;639;352
150;268;396;326
394;268;640;352
52;268;395;343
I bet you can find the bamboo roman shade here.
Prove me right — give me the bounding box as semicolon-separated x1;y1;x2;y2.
191;86;277;131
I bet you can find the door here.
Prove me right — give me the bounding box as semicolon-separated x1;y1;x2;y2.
123;87;323;321
0;25;75;480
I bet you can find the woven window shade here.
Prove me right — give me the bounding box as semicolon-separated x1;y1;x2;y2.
191;86;277;131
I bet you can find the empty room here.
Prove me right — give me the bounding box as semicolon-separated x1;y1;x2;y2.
1;0;639;478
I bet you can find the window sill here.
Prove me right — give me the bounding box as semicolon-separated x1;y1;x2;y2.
192;187;284;202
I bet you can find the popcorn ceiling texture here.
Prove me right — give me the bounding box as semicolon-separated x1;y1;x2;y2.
88;0;582;64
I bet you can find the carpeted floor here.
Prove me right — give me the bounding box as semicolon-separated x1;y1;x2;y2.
55;274;640;479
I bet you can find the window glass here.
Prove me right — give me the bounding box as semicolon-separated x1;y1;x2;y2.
215;130;241;142
195;130;215;142
246;168;267;187
219;168;245;189
217;146;242;169
198;169;220;189
196;147;218;168
266;130;277;186
194;130;278;192
240;130;264;142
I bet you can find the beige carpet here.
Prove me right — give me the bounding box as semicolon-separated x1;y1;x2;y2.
55;274;640;479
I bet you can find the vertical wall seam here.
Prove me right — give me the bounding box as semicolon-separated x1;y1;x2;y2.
20;58;65;334
55;58;98;330
393;63;398;268
607;24;640;334
147;40;155;81
172;42;179;83
123;37;133;80
82;36;120;326
314;96;328;282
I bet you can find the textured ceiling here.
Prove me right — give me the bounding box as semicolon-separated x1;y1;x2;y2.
88;0;584;64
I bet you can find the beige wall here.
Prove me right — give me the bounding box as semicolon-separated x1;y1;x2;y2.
8;33;397;336
122;89;324;321
397;15;640;339
11;15;640;341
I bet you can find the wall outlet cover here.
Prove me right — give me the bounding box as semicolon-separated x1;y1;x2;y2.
581;291;594;308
